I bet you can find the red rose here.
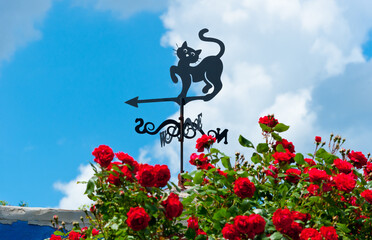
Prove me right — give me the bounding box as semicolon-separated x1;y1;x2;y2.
115;152;139;173
333;158;353;174
189;153;209;166
199;162;215;171
265;165;278;179
320;226;338;240
92;145;114;168
315;136;321;143
92;228;99;236
196;134;216;152
284;221;303;240
196;229;208;239
258;115;278;128
361;189;372;204
248;214;266;235
115;152;133;164
161;193;183;220
121;165;134;182
50;235;62;240
107;162;134;186
154;164;171;188
300;228;322;240
233;177;256;199
292;211;311;223
90;205;96;213
222;223;240;240
340;195;357;206
274;139;295;153
187;216;199;230
272;149;295;164
348;150;367;169
234;215;253;235
322;182;334;192
126;207;150;231
272;208;294;232
307;184;320;196
106;162;130;186
304;158;316;166
136;164;155;187
68;230;81;240
308;168;329;182
284;168;301;184
333;173;356;193
216;169;228;178
364;161;372;181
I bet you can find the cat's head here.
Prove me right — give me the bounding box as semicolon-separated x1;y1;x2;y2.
176;41;201;64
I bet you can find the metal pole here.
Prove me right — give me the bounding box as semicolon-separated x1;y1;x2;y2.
179;98;185;173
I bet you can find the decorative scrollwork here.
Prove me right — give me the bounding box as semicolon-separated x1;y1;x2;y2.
135;114;228;147
135;118;179;135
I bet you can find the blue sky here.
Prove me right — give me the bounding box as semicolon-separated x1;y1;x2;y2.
0;0;176;207
1;0;372;209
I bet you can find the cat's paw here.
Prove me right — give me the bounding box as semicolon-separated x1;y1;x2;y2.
202;85;211;93
171;75;178;83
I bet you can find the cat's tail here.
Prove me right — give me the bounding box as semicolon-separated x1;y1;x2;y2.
199;28;225;58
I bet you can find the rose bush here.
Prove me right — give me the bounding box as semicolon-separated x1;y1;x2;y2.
48;115;372;239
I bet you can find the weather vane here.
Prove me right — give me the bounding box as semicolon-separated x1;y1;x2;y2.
125;28;228;173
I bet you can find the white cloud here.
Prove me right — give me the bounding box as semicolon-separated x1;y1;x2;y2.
72;0;168;19
54;164;94;210
151;0;372;171
0;0;51;67
57;0;372;207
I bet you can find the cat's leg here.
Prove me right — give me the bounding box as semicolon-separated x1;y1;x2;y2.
202;82;212;93
202;72;213;93
204;79;222;101
178;75;191;99
170;66;178;83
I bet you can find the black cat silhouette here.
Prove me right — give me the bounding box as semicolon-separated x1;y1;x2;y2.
170;28;224;101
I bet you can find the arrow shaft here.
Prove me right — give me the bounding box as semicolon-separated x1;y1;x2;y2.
126;95;208;107
138;97;179;104
139;95;207;105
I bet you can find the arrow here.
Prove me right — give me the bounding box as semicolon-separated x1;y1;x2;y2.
125;95;208;107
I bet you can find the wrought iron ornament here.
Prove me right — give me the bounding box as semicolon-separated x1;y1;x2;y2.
125;28;228;173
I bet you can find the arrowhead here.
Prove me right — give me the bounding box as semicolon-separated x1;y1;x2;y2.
125;97;139;108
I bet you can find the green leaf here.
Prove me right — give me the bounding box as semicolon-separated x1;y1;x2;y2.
259;123;272;132
185;228;196;239
181;172;193;180
239;135;255;148
170;182;181;192
193;171;204;184
294;153;305;165
316;148;337;164
276;144;285;153
209;148;220;154
270;232;283;240
228;205;240;216
271;132;282;141
325;167;333;176
213;208;227;221
251;153;262;164
315;148;328;158
221;156;232;169
84;176;97;196
197;205;208;215
195;235;208;240
273;123;290;132
324;154;338;165
257;143;269;153
336;223;351;233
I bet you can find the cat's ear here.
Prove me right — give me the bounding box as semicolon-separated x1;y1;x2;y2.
181;41;188;48
195;49;202;55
